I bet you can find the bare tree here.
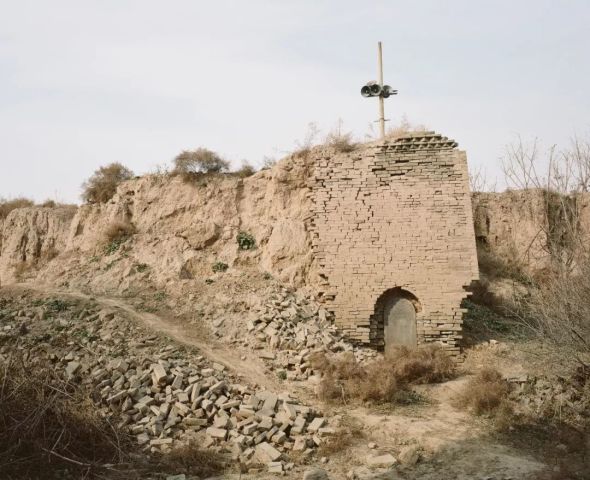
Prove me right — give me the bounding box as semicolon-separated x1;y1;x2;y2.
501;134;590;362
501;136;545;190
566;135;590;192
469;165;497;193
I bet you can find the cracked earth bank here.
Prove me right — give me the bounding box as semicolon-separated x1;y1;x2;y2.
0;284;549;480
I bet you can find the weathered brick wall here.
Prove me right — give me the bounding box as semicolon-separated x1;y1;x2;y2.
309;133;479;355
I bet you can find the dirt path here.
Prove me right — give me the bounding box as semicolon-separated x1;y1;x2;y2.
20;283;279;391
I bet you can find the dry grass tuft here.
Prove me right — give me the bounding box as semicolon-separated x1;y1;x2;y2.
385;116;429;141
103;221;136;243
102;221;136;255
454;368;511;415
311;344;454;405
0;357;131;478
325;124;356;153
0;197;34;219
82;163;134;204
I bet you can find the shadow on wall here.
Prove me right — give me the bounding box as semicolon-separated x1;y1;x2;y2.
370;287;421;351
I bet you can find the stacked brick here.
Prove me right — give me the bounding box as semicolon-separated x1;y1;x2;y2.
308;132;479;357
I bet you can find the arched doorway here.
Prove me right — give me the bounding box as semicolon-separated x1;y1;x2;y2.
384;294;417;349
371;288;420;352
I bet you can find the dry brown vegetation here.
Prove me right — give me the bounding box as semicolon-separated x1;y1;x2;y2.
82;163;134;204
102;221;136;255
0;356;226;479
475;241;526;283
453;368;511;416
311;344;454;404
518;261;590;362
325;120;356;153
0;197;34;219
384;117;429;141
0;357;130;478
103;221;136;243
494;135;590;365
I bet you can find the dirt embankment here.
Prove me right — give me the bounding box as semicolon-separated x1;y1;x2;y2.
5;179;590;295
472;190;590;275
0;152;315;289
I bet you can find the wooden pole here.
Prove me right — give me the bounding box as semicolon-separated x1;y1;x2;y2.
377;41;385;141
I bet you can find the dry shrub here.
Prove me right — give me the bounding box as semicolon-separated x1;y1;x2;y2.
40;199;57;208
82;163;134;204
519;260;590;361
454;368;511;415
173;148;229;181
102;221;136;255
0;357;130;478
384;116;429;141
103;221;136;243
311;344;454;404
235;161;256;178
325;120;356;153
157;440;225;477
327;132;355;153
0;197;34;219
386;344;455;384
476;241;527;282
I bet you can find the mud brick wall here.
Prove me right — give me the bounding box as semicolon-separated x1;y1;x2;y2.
309;133;479;355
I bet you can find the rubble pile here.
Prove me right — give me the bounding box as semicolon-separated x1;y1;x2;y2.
0;294;334;474
241;289;378;380
508;373;590;428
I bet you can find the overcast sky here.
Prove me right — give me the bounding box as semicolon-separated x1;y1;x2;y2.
1;1;589;203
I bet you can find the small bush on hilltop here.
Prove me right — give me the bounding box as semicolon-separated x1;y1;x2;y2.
311;344;454;404
82;163;134;204
173;148;229;180
235;161;256;178
40;199;56;208
0;197;34;219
